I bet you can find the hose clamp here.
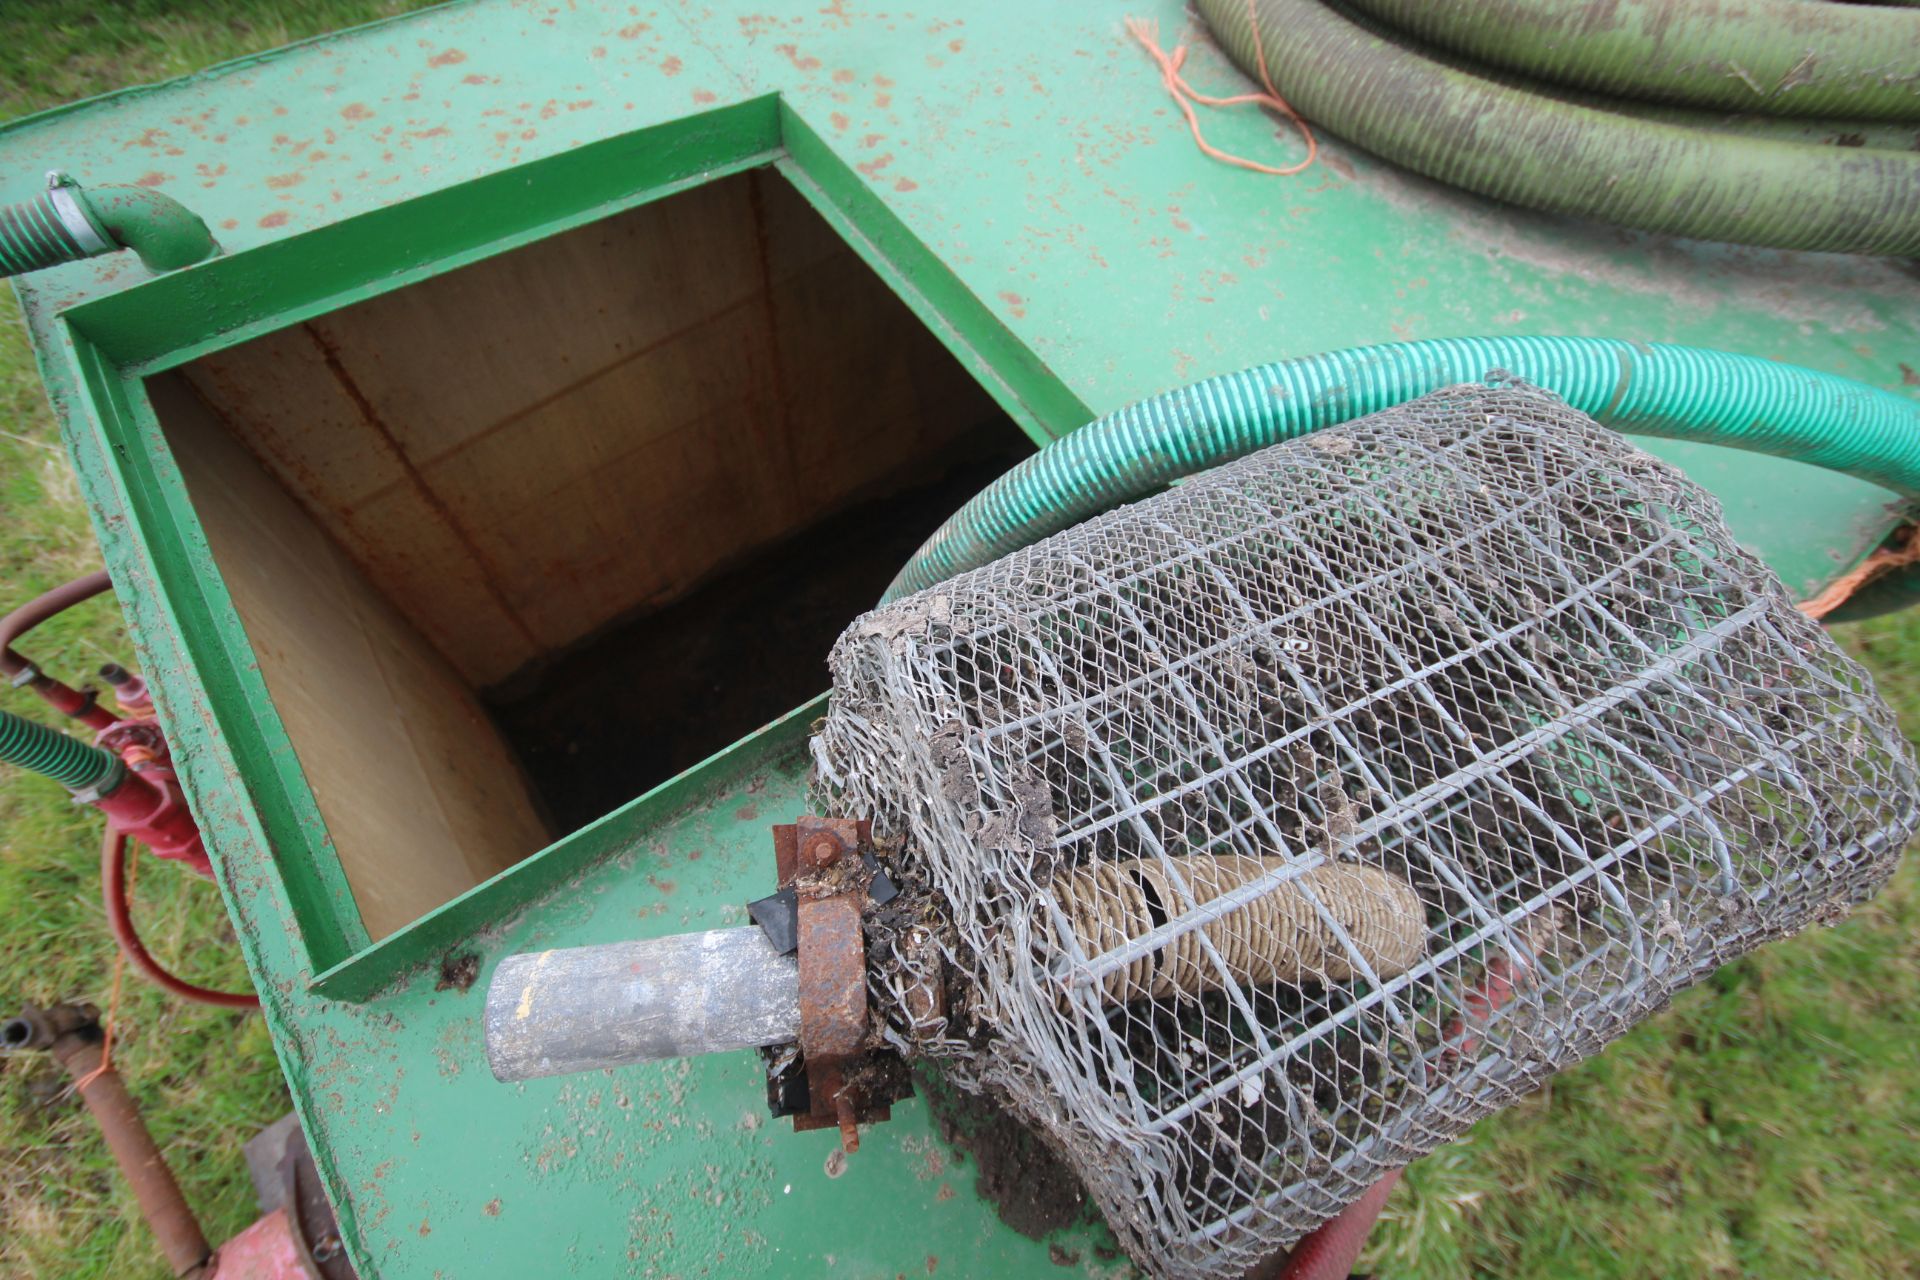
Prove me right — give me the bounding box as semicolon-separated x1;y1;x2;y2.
69;756;127;805
44;172;112;256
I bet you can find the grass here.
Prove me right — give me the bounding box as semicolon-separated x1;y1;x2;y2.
0;7;441;1278
0;5;1917;1277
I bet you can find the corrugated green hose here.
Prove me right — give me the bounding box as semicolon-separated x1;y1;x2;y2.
0;190;89;276
0;706;121;792
1342;0;1920;120
0;174;216;278
885;337;1920;600
1193;0;1920;255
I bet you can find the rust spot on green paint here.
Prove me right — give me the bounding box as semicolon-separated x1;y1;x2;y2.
619;22;649;38
341;102;373;120
135;171;170;187
775;44;821;71
267;172;304;190
484;1198;502;1216
427;48;467;67
662;56;683;76
693;89;718;104
830;112;849;131
857;152;894;177
895;178;919;192
999;291;1027;319
259;211;290;228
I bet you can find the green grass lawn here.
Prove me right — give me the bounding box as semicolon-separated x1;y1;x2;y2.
1;5;1916;1277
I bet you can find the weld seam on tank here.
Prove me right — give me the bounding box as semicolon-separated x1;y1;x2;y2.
1192;0;1920;256
885;337;1920;601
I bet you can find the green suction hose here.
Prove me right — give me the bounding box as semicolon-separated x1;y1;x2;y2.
1192;0;1920;255
0;172;216;279
0;706;121;792
885;337;1920;601
1341;0;1920;120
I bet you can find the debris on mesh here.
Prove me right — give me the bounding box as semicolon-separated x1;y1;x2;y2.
811;382;1918;1279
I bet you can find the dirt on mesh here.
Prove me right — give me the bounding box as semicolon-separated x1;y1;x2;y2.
916;1068;1097;1240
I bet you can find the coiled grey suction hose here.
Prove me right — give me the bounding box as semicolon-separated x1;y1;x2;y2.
885;337;1920;601
1192;0;1920;255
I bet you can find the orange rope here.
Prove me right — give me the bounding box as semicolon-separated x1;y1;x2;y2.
73;836;136;1094
1126;4;1316;177
1799;525;1920;620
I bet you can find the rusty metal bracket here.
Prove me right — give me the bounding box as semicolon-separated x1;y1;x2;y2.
770;816;894;1153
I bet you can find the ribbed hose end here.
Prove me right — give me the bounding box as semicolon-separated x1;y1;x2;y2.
0;706;121;792
0;192;87;278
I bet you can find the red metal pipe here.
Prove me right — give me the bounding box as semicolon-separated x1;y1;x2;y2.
103;827;258;1009
0;570;118;730
5;1003;213;1277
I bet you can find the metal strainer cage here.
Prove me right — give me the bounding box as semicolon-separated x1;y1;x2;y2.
811;383;1918;1278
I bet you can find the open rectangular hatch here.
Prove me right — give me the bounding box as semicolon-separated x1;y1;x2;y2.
145;166;1031;941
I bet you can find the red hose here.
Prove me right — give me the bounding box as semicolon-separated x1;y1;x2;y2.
101;827;258;1009
0;570;112;667
1;571;118;730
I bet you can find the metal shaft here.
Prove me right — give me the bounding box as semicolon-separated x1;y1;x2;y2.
485;927;800;1083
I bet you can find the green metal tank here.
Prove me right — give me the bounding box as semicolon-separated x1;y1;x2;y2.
2;2;1915;1275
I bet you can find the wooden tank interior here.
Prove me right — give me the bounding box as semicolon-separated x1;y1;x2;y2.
145;166;1027;940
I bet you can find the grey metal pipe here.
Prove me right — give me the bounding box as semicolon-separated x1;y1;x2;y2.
484;927;800;1083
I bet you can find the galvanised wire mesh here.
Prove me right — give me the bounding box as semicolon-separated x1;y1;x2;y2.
811;383;1918;1278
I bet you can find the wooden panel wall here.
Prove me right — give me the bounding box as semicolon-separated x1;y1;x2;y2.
149;374;551;941
180;167;999;688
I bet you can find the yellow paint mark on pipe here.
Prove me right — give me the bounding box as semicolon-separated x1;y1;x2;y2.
514;949;555;1020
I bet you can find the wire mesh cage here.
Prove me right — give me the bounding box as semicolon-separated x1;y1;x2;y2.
811;382;1918;1278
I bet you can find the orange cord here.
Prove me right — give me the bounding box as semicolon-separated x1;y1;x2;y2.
1126;4;1316;177
73;836;137;1094
1798;524;1920;620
